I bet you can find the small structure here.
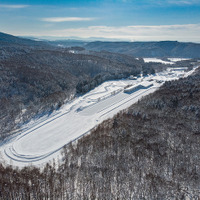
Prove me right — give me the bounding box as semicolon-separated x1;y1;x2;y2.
124;82;153;93
168;67;188;72
129;75;137;80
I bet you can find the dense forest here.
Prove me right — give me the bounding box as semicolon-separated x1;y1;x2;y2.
0;66;199;199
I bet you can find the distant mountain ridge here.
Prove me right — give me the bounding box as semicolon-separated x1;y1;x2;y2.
1;32;199;58
84;41;200;58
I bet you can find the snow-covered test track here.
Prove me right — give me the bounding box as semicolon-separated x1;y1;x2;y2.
0;64;198;167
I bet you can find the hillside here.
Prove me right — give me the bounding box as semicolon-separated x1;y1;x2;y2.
33;37;200;58
0;32;52;60
84;41;200;58
0;32;47;47
1;32;160;140
0;66;199;199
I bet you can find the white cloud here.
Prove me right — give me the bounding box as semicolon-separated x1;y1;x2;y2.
119;0;200;6
167;0;200;5
0;4;29;9
148;0;200;6
49;24;200;42
14;24;200;42
41;17;95;22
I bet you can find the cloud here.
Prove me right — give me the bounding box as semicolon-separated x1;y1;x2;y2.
15;24;200;42
147;0;200;6
47;24;200;41
0;4;29;9
166;0;200;5
119;0;200;5
41;17;95;22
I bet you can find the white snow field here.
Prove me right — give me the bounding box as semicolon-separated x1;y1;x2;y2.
0;66;198;167
143;58;174;64
143;58;191;65
168;58;190;62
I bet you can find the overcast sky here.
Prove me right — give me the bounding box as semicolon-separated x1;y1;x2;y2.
0;0;200;42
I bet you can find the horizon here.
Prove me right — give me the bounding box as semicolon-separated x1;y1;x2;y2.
2;31;200;43
0;0;200;42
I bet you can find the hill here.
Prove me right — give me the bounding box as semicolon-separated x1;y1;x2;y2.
0;32;48;47
84;41;200;58
0;32;52;60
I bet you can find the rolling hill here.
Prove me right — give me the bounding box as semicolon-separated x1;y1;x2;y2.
84;41;200;58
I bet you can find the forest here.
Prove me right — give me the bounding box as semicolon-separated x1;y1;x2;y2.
0;66;199;199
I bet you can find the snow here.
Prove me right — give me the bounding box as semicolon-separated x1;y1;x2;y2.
0;66;198;168
57;44;64;48
143;58;174;64
168;58;190;62
143;58;191;65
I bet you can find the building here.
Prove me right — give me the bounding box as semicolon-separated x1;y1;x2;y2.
124;82;153;93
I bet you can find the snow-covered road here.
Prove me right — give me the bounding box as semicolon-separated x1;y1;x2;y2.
0;66;197;167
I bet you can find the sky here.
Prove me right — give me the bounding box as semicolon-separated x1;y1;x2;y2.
0;0;200;42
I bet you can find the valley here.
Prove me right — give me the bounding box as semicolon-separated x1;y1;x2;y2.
1;65;197;167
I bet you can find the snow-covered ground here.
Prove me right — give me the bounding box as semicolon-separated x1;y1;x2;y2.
168;58;190;62
143;58;174;64
143;58;191;65
0;65;198;167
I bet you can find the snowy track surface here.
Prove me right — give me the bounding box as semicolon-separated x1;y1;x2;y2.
0;66;197;167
